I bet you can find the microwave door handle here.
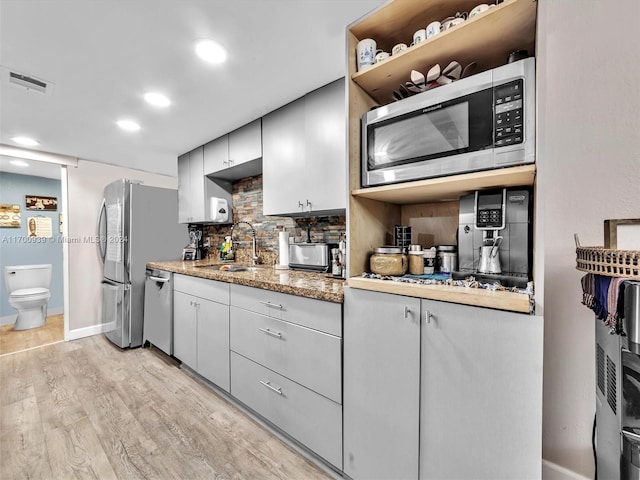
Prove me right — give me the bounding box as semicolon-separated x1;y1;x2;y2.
97;199;107;264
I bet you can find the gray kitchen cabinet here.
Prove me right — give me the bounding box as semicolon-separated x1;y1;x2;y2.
229;282;343;468
196;297;230;392
173;275;231;392
344;287;543;480
263;79;346;216
343;287;421;480
262;95;306;216
173;290;197;369
178;145;233;224
204;119;262;181
419;300;543;480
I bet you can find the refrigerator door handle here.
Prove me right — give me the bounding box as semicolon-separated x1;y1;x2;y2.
97;198;107;264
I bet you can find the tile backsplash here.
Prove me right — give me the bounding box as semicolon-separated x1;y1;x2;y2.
203;175;345;265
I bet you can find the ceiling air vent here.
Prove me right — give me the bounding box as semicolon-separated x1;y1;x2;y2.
1;66;55;96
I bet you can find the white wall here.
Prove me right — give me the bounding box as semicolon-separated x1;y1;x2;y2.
538;0;640;476
66;160;178;336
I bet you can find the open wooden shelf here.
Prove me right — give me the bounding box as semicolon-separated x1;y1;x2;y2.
350;0;537;105
351;164;536;204
348;276;532;313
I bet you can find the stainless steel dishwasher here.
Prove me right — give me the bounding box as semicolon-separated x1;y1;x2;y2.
143;268;173;355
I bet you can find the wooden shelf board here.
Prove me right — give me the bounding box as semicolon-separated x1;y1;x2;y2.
351;164;536;204
348;276;532;313
350;0;537;105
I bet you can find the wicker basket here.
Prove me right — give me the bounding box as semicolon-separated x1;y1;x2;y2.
576;247;640;278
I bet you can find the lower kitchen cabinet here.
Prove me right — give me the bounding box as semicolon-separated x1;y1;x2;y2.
419;299;543;479
343;286;543;480
343;287;420;480
230;352;342;468
173;274;230;392
229;283;343;468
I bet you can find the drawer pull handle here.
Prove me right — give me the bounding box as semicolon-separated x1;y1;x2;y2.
260;301;283;309
260;380;283;395
259;328;282;339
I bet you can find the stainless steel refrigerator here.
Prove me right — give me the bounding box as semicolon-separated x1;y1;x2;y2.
98;179;186;348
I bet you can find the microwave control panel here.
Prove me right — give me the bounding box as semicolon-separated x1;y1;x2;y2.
494;79;524;147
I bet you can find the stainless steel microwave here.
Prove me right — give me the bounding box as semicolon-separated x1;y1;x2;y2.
361;57;535;187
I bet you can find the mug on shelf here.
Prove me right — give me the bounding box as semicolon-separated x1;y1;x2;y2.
426;21;442;39
375;50;390;63
392;43;408;55
411;29;426;46
357;38;377;71
469;3;492;18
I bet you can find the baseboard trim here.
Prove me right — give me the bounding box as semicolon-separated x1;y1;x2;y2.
66;323;106;341
542;459;591;480
0;307;64;326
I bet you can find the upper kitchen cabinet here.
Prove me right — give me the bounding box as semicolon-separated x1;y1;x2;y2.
178;146;233;224
204;119;262;181
263;78;346;216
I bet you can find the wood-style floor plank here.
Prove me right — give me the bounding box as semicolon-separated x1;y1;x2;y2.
0;313;64;356
0;335;333;480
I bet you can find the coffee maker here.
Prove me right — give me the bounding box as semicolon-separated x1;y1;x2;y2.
454;187;532;288
182;224;206;260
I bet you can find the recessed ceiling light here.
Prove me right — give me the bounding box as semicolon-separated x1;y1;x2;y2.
10;160;29;167
11;136;40;146
195;39;227;64
117;119;141;132
144;92;171;107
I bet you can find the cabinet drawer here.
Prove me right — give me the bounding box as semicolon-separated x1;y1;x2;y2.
174;274;229;304
230;352;342;469
230;307;341;403
230;284;341;336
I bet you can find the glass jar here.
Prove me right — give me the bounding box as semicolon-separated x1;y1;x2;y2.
370;246;408;276
408;249;424;275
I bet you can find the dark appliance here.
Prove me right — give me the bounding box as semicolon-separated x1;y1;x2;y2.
183;224;206;260
361;58;535;187
454;187;532;288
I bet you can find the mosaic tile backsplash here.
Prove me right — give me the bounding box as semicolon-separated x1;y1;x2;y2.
202;175;345;265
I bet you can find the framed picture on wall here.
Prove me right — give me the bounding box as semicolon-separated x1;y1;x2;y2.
25;195;57;211
0;204;21;227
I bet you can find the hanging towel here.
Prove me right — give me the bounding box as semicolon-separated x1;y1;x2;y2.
581;273;630;334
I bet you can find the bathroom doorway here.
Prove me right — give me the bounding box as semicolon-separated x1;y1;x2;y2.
0;159;66;355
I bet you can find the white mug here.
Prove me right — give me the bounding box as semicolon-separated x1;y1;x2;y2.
392;43;407;55
469;3;491;17
411;29;426;46
375;51;390;63
426;21;442;39
357;38;376;71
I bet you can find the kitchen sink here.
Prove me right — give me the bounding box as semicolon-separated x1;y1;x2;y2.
196;264;263;272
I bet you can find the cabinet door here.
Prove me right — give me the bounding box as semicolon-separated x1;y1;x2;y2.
203;135;229;175
173;291;197;369
188;146;206;222
262;98;306;216
305;79;346;213
343;287;420;480
197;298;230;392
177;153;191;223
228;118;262;166
420;300;543;480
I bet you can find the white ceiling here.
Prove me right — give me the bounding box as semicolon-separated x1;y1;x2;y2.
0;0;385;178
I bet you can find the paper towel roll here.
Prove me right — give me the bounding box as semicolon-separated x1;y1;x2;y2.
278;231;290;268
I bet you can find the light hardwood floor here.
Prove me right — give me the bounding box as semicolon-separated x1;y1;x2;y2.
0;313;64;356
0;335;333;479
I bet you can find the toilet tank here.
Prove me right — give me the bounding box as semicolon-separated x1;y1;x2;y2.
4;264;52;292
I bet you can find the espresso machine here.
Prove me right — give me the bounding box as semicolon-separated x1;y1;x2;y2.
454;187;532;288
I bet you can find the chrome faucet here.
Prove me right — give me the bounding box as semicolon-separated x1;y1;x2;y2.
230;221;259;265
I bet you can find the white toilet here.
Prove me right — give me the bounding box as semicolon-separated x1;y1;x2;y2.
4;264;52;331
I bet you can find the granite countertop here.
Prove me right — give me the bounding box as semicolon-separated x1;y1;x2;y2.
147;260;345;303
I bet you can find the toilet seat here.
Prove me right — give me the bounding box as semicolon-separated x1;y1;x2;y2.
10;287;50;299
